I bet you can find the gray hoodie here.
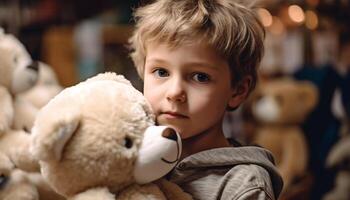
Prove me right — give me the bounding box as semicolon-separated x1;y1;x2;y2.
168;146;283;200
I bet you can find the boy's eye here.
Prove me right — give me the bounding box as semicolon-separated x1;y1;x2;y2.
153;68;169;77
192;73;210;83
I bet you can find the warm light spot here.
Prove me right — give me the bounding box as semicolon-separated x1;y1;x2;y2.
258;8;273;27
269;17;285;35
288;5;305;23
305;10;318;30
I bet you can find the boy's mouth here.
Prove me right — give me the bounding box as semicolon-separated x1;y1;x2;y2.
161;111;188;119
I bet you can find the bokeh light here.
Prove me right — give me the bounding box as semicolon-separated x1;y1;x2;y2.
258;8;273;27
305;10;318;30
288;5;305;23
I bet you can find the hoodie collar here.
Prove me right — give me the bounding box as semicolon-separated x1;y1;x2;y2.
170;146;283;198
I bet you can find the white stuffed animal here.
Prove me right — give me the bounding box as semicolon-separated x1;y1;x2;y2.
14;62;63;132
31;72;192;200
0;28;39;132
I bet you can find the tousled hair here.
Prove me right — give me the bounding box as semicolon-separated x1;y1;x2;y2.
129;0;265;93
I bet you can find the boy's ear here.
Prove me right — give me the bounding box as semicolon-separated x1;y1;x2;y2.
228;76;251;110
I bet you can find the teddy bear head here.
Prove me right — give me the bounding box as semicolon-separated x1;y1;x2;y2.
0;28;39;94
31;72;182;198
251;78;318;125
18;61;63;109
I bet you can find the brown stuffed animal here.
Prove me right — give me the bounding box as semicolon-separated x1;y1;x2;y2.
249;78;318;189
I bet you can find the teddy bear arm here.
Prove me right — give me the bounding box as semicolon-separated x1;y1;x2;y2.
117;183;167;200
26;172;65;200
13;97;38;131
1;169;40;200
69;187;115;200
10;146;40;172
2;131;40;172
0;86;14;133
1;182;39;200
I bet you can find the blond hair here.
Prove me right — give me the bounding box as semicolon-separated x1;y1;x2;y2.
129;0;265;92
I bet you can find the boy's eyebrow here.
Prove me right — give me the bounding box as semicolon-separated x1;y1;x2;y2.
146;58;221;71
146;58;169;64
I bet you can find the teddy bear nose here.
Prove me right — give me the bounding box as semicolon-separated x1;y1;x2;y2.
162;128;178;141
27;61;39;72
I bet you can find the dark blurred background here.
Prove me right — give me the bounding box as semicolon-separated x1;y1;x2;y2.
1;1;349;200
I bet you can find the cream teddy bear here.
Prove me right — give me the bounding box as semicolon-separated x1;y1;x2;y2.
0;28;39;132
14;61;63;132
31;72;192;200
0;29;40;172
0;28;54;132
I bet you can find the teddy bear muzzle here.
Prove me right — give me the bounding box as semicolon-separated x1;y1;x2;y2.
134;126;182;184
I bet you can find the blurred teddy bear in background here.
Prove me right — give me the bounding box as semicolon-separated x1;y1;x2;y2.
249;78;318;191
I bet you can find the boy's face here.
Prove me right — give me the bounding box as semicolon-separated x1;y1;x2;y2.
143;42;244;139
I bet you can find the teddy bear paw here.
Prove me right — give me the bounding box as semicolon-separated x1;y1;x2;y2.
70;187;115;200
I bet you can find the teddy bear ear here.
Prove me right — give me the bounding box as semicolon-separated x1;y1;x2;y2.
31;108;80;163
85;72;132;86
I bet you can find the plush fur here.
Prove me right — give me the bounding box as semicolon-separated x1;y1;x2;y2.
0;129;39;172
31;72;191;200
14;62;63;131
0;152;39;200
0;151;64;200
0;29;39;132
249;78;318;189
25;172;65;200
18;61;62;109
0;29;40;171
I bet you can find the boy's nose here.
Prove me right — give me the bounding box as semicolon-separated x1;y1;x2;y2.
166;79;186;103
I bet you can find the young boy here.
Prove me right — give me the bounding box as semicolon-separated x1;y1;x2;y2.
129;0;283;199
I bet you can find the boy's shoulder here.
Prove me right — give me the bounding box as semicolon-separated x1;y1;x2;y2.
224;162;275;199
169;146;283;200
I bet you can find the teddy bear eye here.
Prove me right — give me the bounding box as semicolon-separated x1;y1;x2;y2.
0;174;8;189
122;137;133;149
